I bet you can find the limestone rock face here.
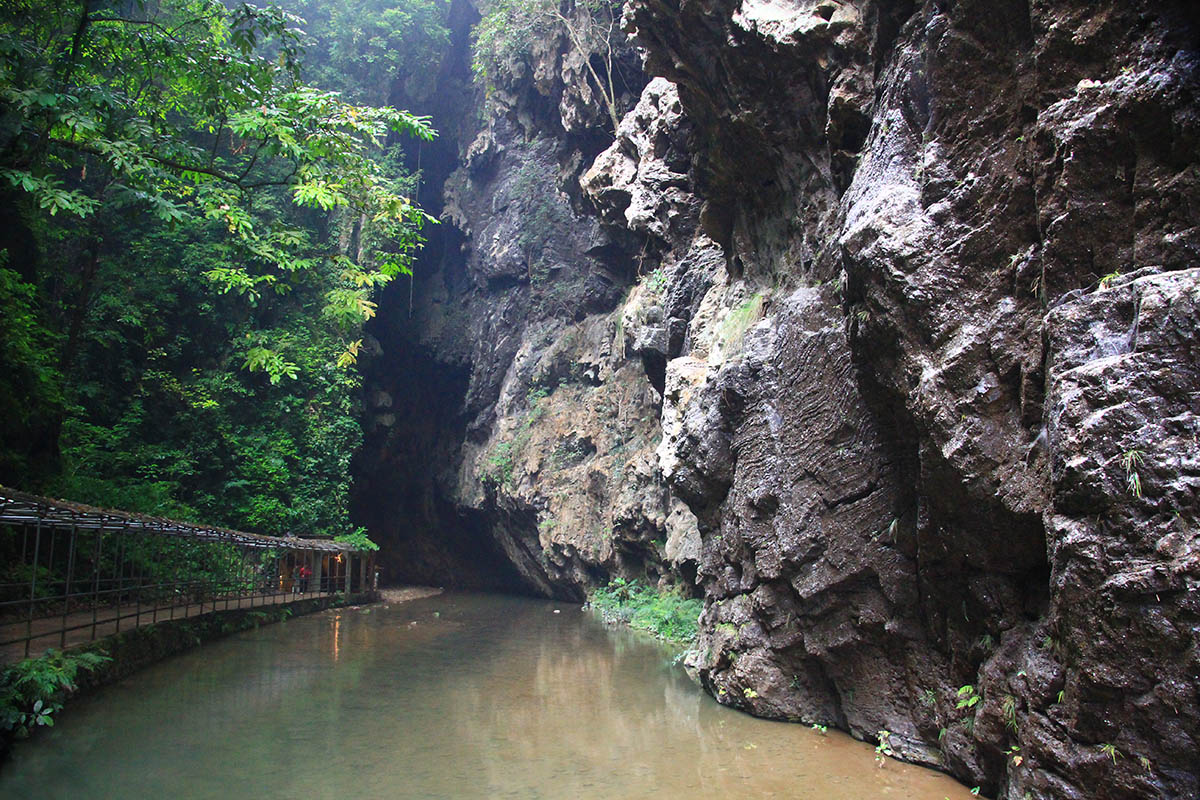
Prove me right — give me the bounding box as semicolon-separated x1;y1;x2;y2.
588;0;1198;796
1035;268;1200;800
582;77;696;242
357;0;1199;796
354;0;681;599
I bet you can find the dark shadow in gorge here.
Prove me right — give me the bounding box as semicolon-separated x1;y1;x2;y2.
349;0;534;593
351;329;531;593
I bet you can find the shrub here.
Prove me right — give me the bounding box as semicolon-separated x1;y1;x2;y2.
0;648;111;738
485;440;516;487
589;577;703;643
472;0;624;130
334;527;379;551
471;0;556;87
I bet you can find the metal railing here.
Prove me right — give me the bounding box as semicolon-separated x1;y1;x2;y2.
0;486;370;663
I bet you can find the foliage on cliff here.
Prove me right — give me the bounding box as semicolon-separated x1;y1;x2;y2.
472;0;624;129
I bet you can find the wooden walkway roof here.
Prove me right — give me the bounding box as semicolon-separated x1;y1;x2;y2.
0;485;353;553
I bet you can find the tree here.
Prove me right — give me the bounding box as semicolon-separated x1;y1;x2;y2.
0;0;440;532
278;0;452;106
551;0;623;132
0;0;435;369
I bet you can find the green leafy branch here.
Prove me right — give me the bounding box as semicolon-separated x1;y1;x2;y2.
334;526;379;552
1;0;437;374
0;649;111;738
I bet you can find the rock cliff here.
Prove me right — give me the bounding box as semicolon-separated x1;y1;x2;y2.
354;0;1199;797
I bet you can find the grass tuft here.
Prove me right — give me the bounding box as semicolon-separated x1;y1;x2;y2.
716;292;764;354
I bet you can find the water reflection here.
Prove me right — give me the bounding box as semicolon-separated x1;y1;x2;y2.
0;594;974;799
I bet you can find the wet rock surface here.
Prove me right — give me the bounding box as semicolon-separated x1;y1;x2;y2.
355;0;1198;796
353;0;676;598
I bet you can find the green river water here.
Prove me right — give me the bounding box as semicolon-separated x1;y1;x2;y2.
0;593;975;799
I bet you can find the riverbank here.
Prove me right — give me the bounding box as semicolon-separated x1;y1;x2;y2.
378;586;443;604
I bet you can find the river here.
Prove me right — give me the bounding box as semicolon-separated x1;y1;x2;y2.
0;593;975;798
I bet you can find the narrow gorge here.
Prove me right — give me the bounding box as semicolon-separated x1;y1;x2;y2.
0;0;1195;797
350;1;1199;798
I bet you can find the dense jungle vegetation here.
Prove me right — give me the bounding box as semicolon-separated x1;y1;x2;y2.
0;0;449;537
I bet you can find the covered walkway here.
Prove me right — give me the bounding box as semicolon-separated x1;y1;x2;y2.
0;486;375;663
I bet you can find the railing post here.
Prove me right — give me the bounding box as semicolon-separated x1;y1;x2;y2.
26;520;41;658
240;550;248;609
244;552;249;608
113;532;125;633
91;530;101;640
150;535;159;625
61;523;77;648
134;541;142;629
167;538;175;621
45;524;57;614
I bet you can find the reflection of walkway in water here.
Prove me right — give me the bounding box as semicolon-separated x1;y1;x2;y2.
0;589;329;664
